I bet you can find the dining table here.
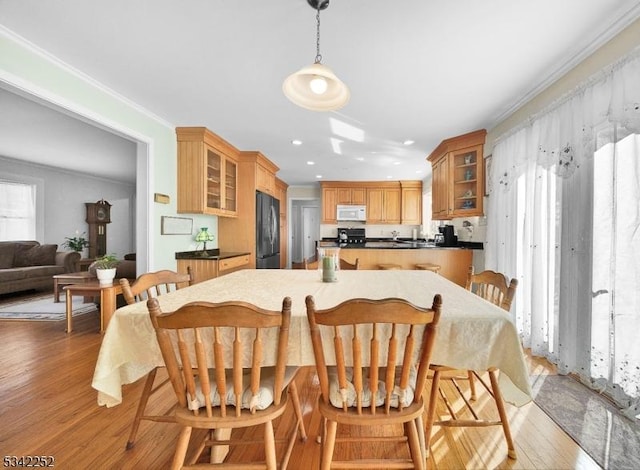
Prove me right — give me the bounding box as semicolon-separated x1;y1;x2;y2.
92;269;532;408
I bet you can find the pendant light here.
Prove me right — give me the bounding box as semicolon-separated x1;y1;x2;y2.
283;0;350;111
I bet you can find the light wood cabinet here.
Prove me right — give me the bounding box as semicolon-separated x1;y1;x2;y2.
218;151;280;269
321;186;338;224
177;254;250;284
176;127;238;217
321;181;420;224
275;177;288;269
400;181;422;225
366;185;401;224
427;129;486;220
337;187;366;205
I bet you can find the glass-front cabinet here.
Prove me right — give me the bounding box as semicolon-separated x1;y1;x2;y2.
177;127;238;217
427;129;486;220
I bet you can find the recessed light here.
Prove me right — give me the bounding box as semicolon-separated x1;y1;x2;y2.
386;175;393;179
403;140;414;146
291;139;302;145
316;175;323;179
307;161;315;165
356;157;365;161
393;161;401;165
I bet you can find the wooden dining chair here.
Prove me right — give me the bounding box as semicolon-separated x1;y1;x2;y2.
425;266;519;460
339;257;359;270
306;294;442;469
304;258;319;270
119;269;193;450
148;296;307;469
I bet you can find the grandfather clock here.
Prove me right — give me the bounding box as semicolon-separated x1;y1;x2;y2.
85;199;111;259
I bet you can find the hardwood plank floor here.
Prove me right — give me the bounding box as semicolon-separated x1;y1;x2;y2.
0;290;601;469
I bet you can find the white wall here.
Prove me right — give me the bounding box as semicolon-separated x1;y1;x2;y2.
0;155;135;257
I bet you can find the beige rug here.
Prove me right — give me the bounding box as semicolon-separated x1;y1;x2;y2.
0;294;97;321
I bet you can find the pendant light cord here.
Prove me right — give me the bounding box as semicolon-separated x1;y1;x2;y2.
315;4;322;64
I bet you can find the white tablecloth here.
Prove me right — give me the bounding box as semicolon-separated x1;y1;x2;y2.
92;269;532;408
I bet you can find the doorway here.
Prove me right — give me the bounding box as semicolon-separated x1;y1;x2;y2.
290;199;320;266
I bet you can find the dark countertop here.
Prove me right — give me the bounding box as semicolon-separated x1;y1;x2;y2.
319;238;483;250
175;249;251;260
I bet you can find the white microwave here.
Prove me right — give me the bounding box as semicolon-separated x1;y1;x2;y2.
336;205;366;222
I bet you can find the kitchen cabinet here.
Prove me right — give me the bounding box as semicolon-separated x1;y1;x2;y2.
400;181;422;225
321;186;338;224
366;184;401;224
275;177;288;269
337;187;366;205
218;151;280;269
427;129;486;220
176;127;238;217
177;253;250;284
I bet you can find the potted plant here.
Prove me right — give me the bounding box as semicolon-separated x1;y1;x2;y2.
94;254;119;286
62;231;90;253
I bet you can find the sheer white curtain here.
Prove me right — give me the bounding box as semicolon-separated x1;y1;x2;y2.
487;48;640;419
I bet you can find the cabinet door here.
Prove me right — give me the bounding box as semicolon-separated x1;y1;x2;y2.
337;188;352;204
401;184;422;225
322;188;338;223
431;156;451;219
256;164;275;195
177;259;218;284
351;188;366;205
450;145;483;217
206;147;222;211
384;188;401;224
366;188;384;223
223;157;237;214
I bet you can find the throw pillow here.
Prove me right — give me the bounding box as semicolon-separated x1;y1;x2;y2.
0;244;16;269
14;244;58;267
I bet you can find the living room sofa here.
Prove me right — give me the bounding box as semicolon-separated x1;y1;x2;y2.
0;240;81;295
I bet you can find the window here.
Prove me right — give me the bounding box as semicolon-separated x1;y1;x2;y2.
0;180;36;241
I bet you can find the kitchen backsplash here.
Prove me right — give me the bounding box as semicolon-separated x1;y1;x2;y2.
320;216;487;243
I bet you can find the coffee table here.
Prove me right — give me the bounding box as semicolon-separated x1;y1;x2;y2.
53;271;95;302
63;281;123;333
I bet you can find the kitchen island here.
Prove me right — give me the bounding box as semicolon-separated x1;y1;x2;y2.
318;240;476;286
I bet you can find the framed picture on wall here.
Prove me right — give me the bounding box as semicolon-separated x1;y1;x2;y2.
161;216;193;235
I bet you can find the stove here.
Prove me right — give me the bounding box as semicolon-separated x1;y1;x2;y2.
338;227;366;245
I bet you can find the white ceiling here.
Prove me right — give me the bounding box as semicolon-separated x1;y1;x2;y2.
1;0;639;186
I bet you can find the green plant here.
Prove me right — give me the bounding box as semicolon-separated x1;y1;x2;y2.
94;254;119;270
62;232;90;252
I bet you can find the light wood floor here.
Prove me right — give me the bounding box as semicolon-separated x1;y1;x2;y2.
0;291;601;469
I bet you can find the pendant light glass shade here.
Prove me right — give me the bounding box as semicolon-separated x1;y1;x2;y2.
283;62;350;111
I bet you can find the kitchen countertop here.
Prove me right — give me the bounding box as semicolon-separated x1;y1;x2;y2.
319;239;483;250
175;249;251;260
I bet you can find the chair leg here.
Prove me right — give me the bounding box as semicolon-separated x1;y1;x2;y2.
424;369;442;459
289;381;308;441
416;414;427;466
467;370;477;401
488;369;517;459
405;419;425;470
264;419;277;470
321;419;337;470
172;426;192;470
126;367;158;449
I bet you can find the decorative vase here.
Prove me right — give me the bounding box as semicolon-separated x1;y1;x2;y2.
96;268;117;286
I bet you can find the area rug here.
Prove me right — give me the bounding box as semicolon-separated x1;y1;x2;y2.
531;374;640;469
0;296;97;321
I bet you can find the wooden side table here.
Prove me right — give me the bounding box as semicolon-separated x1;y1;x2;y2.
53;271;95;302
63;282;123;333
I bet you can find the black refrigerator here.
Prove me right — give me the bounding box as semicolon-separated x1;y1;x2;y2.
256;191;280;269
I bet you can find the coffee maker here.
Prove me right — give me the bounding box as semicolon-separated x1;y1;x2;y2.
436;224;457;247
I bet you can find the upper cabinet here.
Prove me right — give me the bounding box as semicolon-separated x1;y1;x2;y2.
400;181;422;225
427;129;486;220
320;181;421;225
176;127;239;217
366;184;401;224
275;177;288;269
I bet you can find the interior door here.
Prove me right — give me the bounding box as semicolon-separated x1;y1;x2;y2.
302;206;319;261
